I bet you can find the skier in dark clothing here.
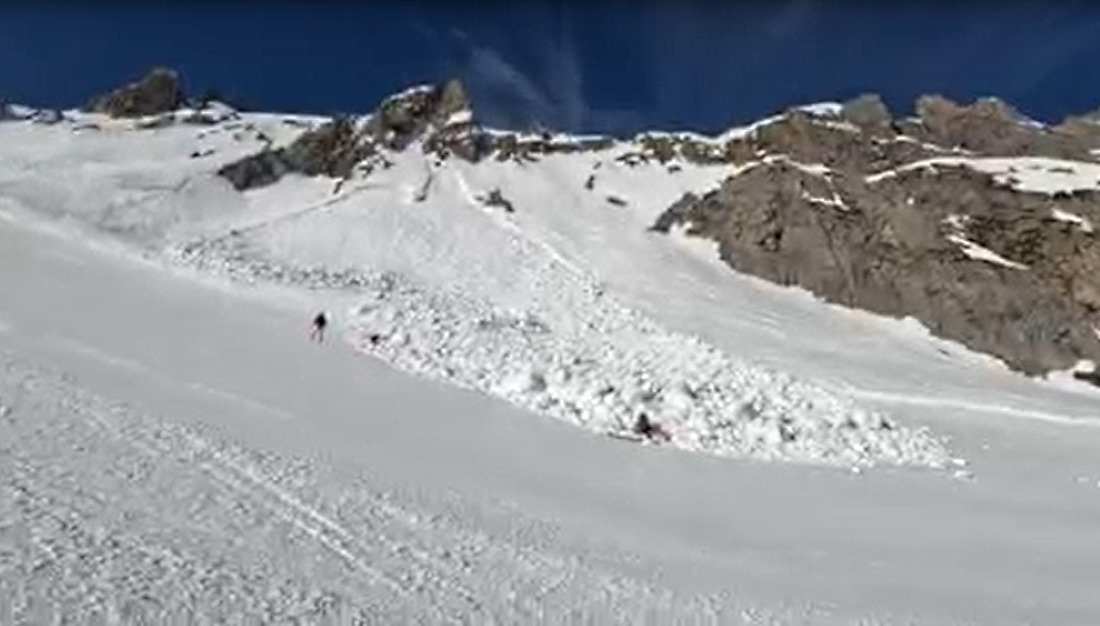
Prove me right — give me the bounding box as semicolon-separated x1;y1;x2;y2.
309;312;328;343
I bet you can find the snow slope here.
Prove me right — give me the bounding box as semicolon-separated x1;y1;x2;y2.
4;155;1100;624
0;111;951;468
5;105;1100;622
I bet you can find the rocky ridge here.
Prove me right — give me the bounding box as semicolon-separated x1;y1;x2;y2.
217;78;618;191
653;98;1100;377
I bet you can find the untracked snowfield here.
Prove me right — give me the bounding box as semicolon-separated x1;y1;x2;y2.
3;109;1100;623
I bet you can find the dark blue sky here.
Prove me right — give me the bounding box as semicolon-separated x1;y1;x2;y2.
4;1;1100;135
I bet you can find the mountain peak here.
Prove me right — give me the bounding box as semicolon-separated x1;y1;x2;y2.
87;67;185;118
366;77;474;149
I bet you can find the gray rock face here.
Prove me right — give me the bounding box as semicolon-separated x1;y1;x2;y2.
88;68;184;118
221;80;472;190
654;156;1100;375
367;79;471;150
219;78;616;190
647;94;1100;377
898;95;1093;159
219;117;377;190
841;94;893;130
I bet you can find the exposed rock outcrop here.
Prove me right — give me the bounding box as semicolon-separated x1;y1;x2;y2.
219;78;617;191
645;94;1100;378
368;79;471;150
896;95;1097;160
840;94;893;130
219;116;377;190
87;67;185;118
654;154;1100;375
0;101;33;122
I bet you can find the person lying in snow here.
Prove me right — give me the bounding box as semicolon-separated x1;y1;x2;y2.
632;412;671;442
309;312;328;343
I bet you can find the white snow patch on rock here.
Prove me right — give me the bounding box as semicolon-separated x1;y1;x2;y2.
868;156;1100;194
444;109;473;127
946;234;1028;270
797;102;844;117
802;190;849;211
816;119;861;133
1051;207;1094;233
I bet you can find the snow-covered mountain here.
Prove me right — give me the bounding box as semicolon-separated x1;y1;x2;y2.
4;68;1100;471
6;67;1100;624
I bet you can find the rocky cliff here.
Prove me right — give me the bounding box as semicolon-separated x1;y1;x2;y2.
653;97;1100;376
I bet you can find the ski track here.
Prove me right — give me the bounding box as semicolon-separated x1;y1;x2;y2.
1;349;801;624
225;179;383;239
850;387;1100;430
